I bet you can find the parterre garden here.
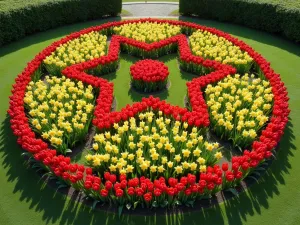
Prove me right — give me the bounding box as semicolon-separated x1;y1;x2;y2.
8;18;289;211
0;0;300;224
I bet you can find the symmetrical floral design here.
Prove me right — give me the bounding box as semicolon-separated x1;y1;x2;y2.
8;19;290;210
130;59;169;92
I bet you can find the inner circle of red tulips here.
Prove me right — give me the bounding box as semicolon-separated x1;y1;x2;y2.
130;59;169;82
8;19;290;200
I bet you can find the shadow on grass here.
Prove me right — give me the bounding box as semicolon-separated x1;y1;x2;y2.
0;112;296;225
222;119;295;225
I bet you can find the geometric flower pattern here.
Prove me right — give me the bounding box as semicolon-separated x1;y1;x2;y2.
8;19;290;206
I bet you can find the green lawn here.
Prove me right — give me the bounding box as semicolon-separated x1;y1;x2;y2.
169;9;180;16
0;17;300;225
120;9;133;17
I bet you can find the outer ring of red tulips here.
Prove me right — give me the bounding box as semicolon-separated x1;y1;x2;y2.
8;19;290;208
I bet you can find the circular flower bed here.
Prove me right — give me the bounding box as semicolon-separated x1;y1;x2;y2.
130;59;169;93
8;19;290;212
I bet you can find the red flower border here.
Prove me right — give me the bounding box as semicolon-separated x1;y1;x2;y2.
8;19;290;204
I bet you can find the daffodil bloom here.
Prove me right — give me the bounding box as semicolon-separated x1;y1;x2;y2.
85;154;93;161
126;154;134;161
205;143;214;151
136;149;143;158
200;165;207;173
182;161;190;169
128;142;136;150
156;142;163;149
126;165;134;173
193;148;202;157
151;152;159;161
161;157;168;164
93;158;101;167
157;165;165;173
197;157;206;165
214;152;223;160
190;162;198;171
140;162;150;171
93;143;99;151
175;166;183;174
121;152;128;159
109;165;117;172
167;161;174;168
42;132;49;139
150;165;157;173
182;149;191;158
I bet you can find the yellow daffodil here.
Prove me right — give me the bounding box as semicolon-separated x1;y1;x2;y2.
175;166;183;174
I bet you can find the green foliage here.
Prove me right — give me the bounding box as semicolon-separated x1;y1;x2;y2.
131;78;168;93
179;0;300;42
0;0;122;46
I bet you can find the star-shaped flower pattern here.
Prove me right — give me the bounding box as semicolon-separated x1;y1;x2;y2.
8;19;289;204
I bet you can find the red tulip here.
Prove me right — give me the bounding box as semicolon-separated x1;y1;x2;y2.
222;163;229;171
115;189;124;198
143;192;152;202
100;189;108;197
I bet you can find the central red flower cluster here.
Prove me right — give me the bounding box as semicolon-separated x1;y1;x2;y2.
130;59;169;82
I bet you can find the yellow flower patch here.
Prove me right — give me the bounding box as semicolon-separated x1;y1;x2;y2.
44;31;107;72
206;74;273;148
113;22;181;43
190;30;253;73
24;76;96;154
86;111;222;178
